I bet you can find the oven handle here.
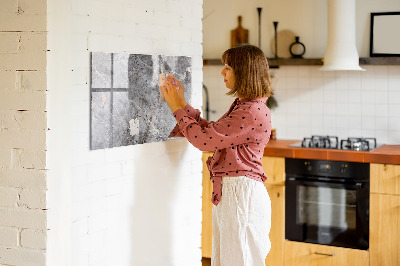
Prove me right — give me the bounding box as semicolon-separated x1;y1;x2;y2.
287;177;364;189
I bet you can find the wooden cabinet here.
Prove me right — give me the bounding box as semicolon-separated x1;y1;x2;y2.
264;184;284;266
370;163;400;266
284;241;369;266
262;156;285;266
201;152;213;258
370;163;400;195
201;154;286;265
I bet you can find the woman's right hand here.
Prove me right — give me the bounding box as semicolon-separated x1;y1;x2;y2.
168;76;187;108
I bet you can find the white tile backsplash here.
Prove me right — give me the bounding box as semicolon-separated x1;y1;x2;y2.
204;64;400;144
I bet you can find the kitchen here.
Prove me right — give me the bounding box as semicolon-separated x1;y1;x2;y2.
202;0;400;265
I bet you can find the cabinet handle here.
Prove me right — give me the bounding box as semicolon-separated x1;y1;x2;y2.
314;252;335;257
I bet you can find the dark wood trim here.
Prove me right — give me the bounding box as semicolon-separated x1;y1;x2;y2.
204;57;400;67
359;57;400;65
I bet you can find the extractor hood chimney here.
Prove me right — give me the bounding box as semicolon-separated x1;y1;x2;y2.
320;0;365;71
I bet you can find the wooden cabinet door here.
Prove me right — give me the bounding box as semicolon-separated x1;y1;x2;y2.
284;241;369;266
370;193;400;266
201;152;213;258
370;163;400;195
202;154;286;263
264;184;284;266
262;156;285;186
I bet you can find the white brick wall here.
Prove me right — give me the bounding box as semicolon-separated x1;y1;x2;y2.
0;0;48;265
47;1;203;266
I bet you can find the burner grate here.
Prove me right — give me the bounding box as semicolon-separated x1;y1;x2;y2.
301;135;339;149
340;137;377;151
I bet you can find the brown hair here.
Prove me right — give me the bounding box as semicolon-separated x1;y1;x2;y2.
221;44;273;99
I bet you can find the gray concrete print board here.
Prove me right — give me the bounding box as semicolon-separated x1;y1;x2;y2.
90;52;192;150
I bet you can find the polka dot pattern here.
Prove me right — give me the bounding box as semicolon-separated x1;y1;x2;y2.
169;97;272;206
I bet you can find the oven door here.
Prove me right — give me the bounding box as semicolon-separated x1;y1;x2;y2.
285;177;369;250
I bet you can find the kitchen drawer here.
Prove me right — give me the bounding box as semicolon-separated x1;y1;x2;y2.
284;241;369;266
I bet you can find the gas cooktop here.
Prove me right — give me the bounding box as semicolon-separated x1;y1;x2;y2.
289;135;383;151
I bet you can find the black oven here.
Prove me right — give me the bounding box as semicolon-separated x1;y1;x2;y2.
285;158;369;250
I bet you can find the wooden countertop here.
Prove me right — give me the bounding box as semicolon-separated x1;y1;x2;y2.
263;139;400;165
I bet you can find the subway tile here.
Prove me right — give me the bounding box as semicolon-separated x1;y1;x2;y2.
298;67;311;78
311;102;324;113
374;90;388;104
388;131;400;144
285;66;298;77
286;77;299;89
335;115;348;129
348;116;362;129
361;90;374;104
349;128;362;137
311;87;323;101
374;78;388;91
310;66;323;77
389;104;400;117
336;128;349;140
361;129;375;138
374;65;388;77
388;117;400;131
348;103;362;116
361;103;375;116
323;103;336;115
335;74;349;90
322;70;335;78
310;77;324;89
374;117;389;130
362;116;375;130
348;90;362;103
336;103;349;116
348;73;362;90
375;104;389;117
388;65;400;76
388;76;400;91
374;130;389;144
323;86;336;103
336;90;349;103
298;77;310;89
323;115;336;129
388;91;400;104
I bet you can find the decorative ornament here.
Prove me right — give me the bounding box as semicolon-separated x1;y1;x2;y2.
273;21;279;58
289;36;306;58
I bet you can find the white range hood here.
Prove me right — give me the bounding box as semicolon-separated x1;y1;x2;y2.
320;0;365;71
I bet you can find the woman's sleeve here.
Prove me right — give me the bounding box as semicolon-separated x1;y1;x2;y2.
169;103;211;138
172;107;257;152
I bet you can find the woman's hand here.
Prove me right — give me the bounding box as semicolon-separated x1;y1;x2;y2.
171;77;187;108
160;77;185;113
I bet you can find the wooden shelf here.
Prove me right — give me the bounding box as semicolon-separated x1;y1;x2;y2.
203;58;323;67
203;57;400;67
359;57;400;65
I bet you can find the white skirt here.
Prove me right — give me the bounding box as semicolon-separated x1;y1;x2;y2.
212;176;271;266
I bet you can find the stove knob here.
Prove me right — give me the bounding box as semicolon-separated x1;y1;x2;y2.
305;162;312;171
340;164;347;174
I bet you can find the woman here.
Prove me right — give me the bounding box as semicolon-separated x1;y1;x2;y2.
161;44;273;266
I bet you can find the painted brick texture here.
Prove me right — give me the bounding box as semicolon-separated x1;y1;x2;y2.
0;0;47;265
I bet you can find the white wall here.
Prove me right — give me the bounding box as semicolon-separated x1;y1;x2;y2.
0;0;48;265
47;0;203;266
203;0;400;145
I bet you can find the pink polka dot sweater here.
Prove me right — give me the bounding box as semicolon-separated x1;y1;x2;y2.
169;97;272;206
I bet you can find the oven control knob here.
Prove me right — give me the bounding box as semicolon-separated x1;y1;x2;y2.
304;161;312;171
340;164;347;174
